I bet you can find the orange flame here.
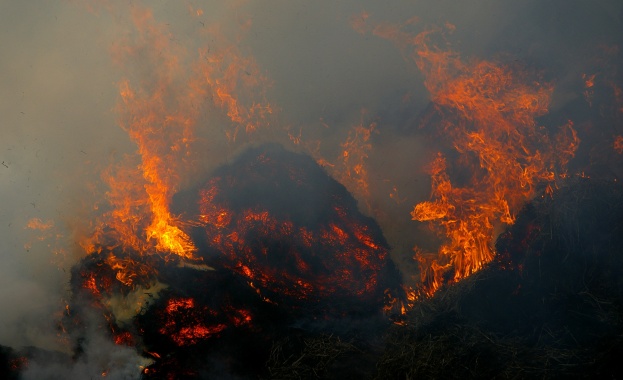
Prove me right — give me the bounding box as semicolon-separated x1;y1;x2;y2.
80;2;275;288
77;5;200;266
26;218;54;231
338;114;377;208
583;73;596;106
369;19;579;296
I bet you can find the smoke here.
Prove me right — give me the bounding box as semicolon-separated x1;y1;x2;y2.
1;0;621;377
21;311;151;380
0;1;118;351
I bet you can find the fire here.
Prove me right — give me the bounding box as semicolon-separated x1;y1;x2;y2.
615;135;623;154
367;19;580;296
158;296;254;347
78;0;276;289
196;43;274;142
8;0;623;378
583;73;596;106
159;298;229;346
191;146;399;311
67;141;401;376
104;254;155;287
338;114;378;210
79;5;200;267
114;331;134;346
26;218;54;231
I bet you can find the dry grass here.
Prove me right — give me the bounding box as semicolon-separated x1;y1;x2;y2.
265;334;361;379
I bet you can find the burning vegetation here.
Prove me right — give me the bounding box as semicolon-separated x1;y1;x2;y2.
65;144;402;378
363;18;581;298
4;1;623;379
377;178;623;378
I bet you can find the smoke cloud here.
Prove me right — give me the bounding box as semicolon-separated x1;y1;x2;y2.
1;0;621;377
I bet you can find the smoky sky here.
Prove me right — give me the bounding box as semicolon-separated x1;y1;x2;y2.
0;0;621;370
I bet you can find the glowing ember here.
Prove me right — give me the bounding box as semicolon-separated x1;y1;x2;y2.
175;144;402;316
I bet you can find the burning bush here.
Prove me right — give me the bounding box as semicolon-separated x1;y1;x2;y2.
66;144;402;378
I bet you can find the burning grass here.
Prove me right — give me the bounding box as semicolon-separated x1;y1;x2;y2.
375;178;623;379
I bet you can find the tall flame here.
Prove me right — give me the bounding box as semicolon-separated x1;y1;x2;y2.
369;19;580;296
80;2;275;285
80;6;199;264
